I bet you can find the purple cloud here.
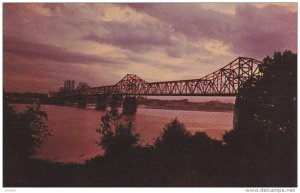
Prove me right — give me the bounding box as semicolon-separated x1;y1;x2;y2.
3;3;297;93
230;4;297;58
128;4;235;39
4;36;121;65
128;3;297;59
82;20;174;52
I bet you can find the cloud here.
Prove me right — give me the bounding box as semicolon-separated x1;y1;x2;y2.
3;3;297;93
82;20;174;52
128;3;297;58
127;4;235;39
4;51;120;92
230;4;297;58
80;19;210;59
4;36;121;65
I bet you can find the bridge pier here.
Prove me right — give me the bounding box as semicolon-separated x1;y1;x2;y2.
233;98;239;129
123;95;137;115
96;95;107;111
77;96;87;108
111;95;123;108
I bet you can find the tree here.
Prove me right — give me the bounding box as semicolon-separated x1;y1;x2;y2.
155;118;191;160
3;94;51;186
96;111;139;157
154;118;224;186
223;50;297;186
3;97;51;161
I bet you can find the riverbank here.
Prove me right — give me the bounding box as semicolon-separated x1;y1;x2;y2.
137;97;234;112
138;104;233;112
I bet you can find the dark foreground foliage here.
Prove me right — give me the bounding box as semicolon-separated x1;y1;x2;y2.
3;51;297;187
224;50;297;186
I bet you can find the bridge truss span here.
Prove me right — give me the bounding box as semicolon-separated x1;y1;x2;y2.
142;57;262;96
58;57;263;97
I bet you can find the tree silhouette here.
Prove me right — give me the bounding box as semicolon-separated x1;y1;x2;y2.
96;111;139;158
154;118;224;186
224;50;297;186
3;96;51;161
155;118;191;159
3;93;51;186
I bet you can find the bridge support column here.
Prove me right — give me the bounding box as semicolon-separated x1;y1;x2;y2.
233;94;243;130
123;95;137;115
77;96;87;108
233;102;239;129
111;95;123;108
96;95;107;111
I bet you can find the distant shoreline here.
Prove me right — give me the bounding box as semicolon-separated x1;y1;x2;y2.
137;105;234;113
7;92;235;113
12;103;234;113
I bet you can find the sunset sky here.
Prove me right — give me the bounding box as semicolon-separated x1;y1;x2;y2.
4;3;297;93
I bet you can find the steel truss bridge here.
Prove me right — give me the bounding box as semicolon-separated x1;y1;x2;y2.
56;57;263;97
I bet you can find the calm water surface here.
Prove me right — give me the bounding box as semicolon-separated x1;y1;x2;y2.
14;104;233;163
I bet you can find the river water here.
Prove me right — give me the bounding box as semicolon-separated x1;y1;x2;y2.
14;104;234;163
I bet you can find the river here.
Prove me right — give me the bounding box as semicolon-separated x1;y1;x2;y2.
14;104;234;163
